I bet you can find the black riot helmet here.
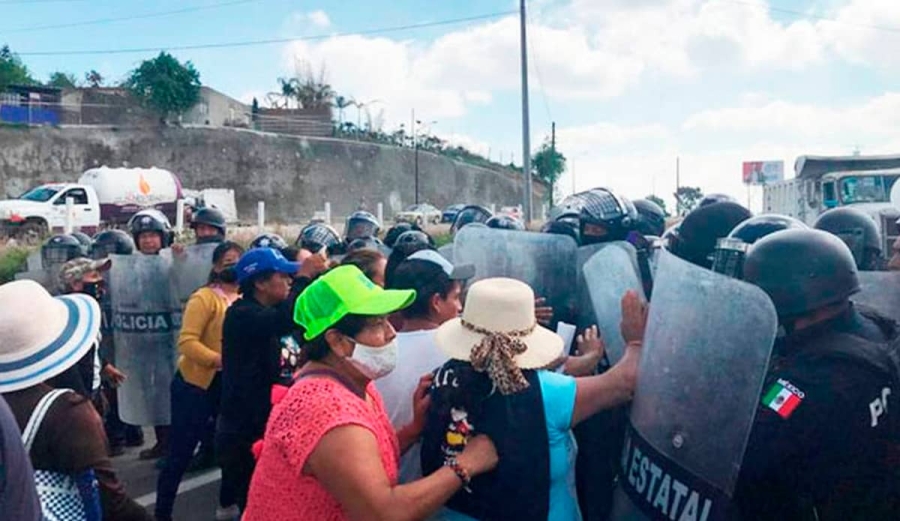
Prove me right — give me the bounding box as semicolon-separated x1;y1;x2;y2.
91;230;135;259
392;230;435;256
450;205;493;235
813;207;883;271
578;187;637;245
541;218;580;245
345;211;381;241
698;193;738;208
711;214;808;278
632;199;667;237
251;233;288;251
191;206;227;243
548;193;588;221
347;236;386;253
42;234;87;267
672;202;752;269
743;229;860;319
486;215;525;231
70;231;93;253
129;209;174;247
383;222;420;249
297;223;342;254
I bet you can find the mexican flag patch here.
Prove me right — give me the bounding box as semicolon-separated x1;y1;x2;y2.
762;379;804;419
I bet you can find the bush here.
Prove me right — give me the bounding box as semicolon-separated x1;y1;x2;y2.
0;245;32;284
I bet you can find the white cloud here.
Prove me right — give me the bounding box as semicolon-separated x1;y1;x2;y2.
308;10;331;28
818;0;900;67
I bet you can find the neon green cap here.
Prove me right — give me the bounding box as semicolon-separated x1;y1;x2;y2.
295;265;416;341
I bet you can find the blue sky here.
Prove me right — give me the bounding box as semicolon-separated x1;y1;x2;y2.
4;0;900;210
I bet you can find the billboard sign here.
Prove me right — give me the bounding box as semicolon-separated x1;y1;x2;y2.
743;161;784;185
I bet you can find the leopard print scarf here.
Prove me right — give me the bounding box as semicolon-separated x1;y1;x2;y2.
462;319;536;395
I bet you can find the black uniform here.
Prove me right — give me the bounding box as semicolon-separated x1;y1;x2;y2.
734;305;900;521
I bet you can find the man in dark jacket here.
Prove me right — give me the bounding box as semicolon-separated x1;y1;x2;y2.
216;248;326;512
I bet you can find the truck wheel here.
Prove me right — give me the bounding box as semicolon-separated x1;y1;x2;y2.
18;221;47;245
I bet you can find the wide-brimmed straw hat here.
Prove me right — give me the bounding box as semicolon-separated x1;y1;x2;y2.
0;280;101;393
435;277;564;394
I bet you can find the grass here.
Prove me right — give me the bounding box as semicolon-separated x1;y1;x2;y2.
0;244;34;284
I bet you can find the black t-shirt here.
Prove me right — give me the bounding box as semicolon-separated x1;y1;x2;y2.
218;286;303;441
735;309;900;520
0;396;40;521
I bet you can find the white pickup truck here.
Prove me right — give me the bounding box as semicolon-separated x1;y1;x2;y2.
0;166;183;240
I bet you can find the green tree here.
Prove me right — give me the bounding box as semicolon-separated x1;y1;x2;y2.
85;69;104;88
675;186;704;215
124;52;201;123
47;71;78;89
645;194;670;217
532;140;567;206
0;45;35;90
333;95;354;125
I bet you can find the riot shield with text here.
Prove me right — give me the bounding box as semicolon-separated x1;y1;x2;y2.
610;250;777;521
583;243;646;363
109;253;176;426
853;271;900;324
453;227;577;322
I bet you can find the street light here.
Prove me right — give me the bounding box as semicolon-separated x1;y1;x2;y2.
411;108;437;205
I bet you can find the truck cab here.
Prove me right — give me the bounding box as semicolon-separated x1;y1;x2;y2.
0;183;101;240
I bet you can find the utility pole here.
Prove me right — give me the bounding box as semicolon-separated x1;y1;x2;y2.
412;108;419;205
550;121;556;206
519;0;533;223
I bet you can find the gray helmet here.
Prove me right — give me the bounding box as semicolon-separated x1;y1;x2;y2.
393;230;435;256
251;233;288;251
345;211;381;241
632;199;667;237
486;215;525;231
91;229;135;258
191;206;227;241
297;223;342;254
70;231;93;252
579;187;637;244
712;214;808;278
42;234;86;266
450;205;493;235
813;207;882;271
129;209;174;247
384;222;421;248
743;229;860;318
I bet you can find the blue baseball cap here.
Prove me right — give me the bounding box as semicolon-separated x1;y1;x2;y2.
237;247;300;284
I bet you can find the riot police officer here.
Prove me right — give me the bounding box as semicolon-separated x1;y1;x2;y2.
296;223;343;256
670;201;751;268
632;199;667;238
91;230;135;259
190;206;227;244
41;233;87;270
578;188;637;245
711;214;808;278
814;207;883;271
698;192;737;207
250;233;288;251
344;211;381;243
382;222;418;249
486;214;525;231
737;229;900;520
450;205;493;235
129;210;173;256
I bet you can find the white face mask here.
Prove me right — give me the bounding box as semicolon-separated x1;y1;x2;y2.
346;338;398;380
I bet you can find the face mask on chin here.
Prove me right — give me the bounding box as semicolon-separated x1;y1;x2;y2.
344;338;398;380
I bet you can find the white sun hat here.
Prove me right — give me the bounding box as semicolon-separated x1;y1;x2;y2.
0;280;101;393
435;277;564;378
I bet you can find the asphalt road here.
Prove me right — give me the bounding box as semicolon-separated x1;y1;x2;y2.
113;430;224;521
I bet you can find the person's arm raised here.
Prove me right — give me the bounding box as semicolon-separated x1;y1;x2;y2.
307;428;497;521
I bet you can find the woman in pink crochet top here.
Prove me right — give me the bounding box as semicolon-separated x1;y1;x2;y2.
243;266;498;521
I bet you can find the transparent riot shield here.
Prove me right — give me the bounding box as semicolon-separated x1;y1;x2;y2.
582;243;646;363
610;250;777;521
164;243;218;329
109;253;176;426
853;271;900;324
14;269;55;292
453;227;577;322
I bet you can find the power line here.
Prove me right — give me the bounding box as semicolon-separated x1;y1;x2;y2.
725;0;900;35
0;0;258;36
17;10;518;56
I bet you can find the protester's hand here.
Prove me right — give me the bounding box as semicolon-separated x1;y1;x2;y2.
213;353;223;370
458;434;499;476
615;337;643;396
620;291;648;344
171;243;186;256
103;364;127;386
299;251;329;279
575;325;604;359
534;297;554;326
410;373;433;435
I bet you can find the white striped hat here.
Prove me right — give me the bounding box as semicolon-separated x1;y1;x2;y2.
0;280;100;393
